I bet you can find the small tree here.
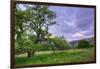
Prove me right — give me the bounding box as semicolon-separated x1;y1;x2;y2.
76;40;93;48
51;37;70;50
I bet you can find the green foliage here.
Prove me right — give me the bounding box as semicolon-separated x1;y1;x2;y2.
15;39;22;54
51;37;70;50
76;40;93;48
22;5;56;44
34;41;55;51
15;34;33;54
14;4;56;55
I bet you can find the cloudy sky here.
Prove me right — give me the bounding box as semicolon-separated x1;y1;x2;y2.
18;4;95;42
48;6;94;42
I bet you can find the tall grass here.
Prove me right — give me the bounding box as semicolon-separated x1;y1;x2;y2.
15;47;95;67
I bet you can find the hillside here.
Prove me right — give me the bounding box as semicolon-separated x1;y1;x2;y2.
69;37;94;47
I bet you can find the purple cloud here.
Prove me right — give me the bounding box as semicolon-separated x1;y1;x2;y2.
48;6;95;41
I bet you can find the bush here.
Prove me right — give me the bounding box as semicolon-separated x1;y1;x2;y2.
15;37;34;54
15;35;71;54
50;37;70;50
76;40;93;48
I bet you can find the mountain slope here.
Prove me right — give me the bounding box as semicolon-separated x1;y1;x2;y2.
69;37;94;47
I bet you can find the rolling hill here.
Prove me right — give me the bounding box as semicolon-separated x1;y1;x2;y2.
69;37;94;47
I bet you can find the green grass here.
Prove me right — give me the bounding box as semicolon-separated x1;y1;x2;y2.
15;47;95;67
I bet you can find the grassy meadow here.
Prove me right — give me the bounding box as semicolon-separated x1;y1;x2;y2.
15;47;95;67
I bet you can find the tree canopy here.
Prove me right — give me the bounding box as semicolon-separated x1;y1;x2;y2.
14;4;56;58
76;40;93;48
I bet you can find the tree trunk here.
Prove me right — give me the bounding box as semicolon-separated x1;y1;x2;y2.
27;51;35;58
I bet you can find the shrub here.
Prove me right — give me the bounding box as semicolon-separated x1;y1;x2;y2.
76;40;93;48
50;37;70;50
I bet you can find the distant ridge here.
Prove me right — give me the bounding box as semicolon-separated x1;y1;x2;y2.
69;37;94;46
